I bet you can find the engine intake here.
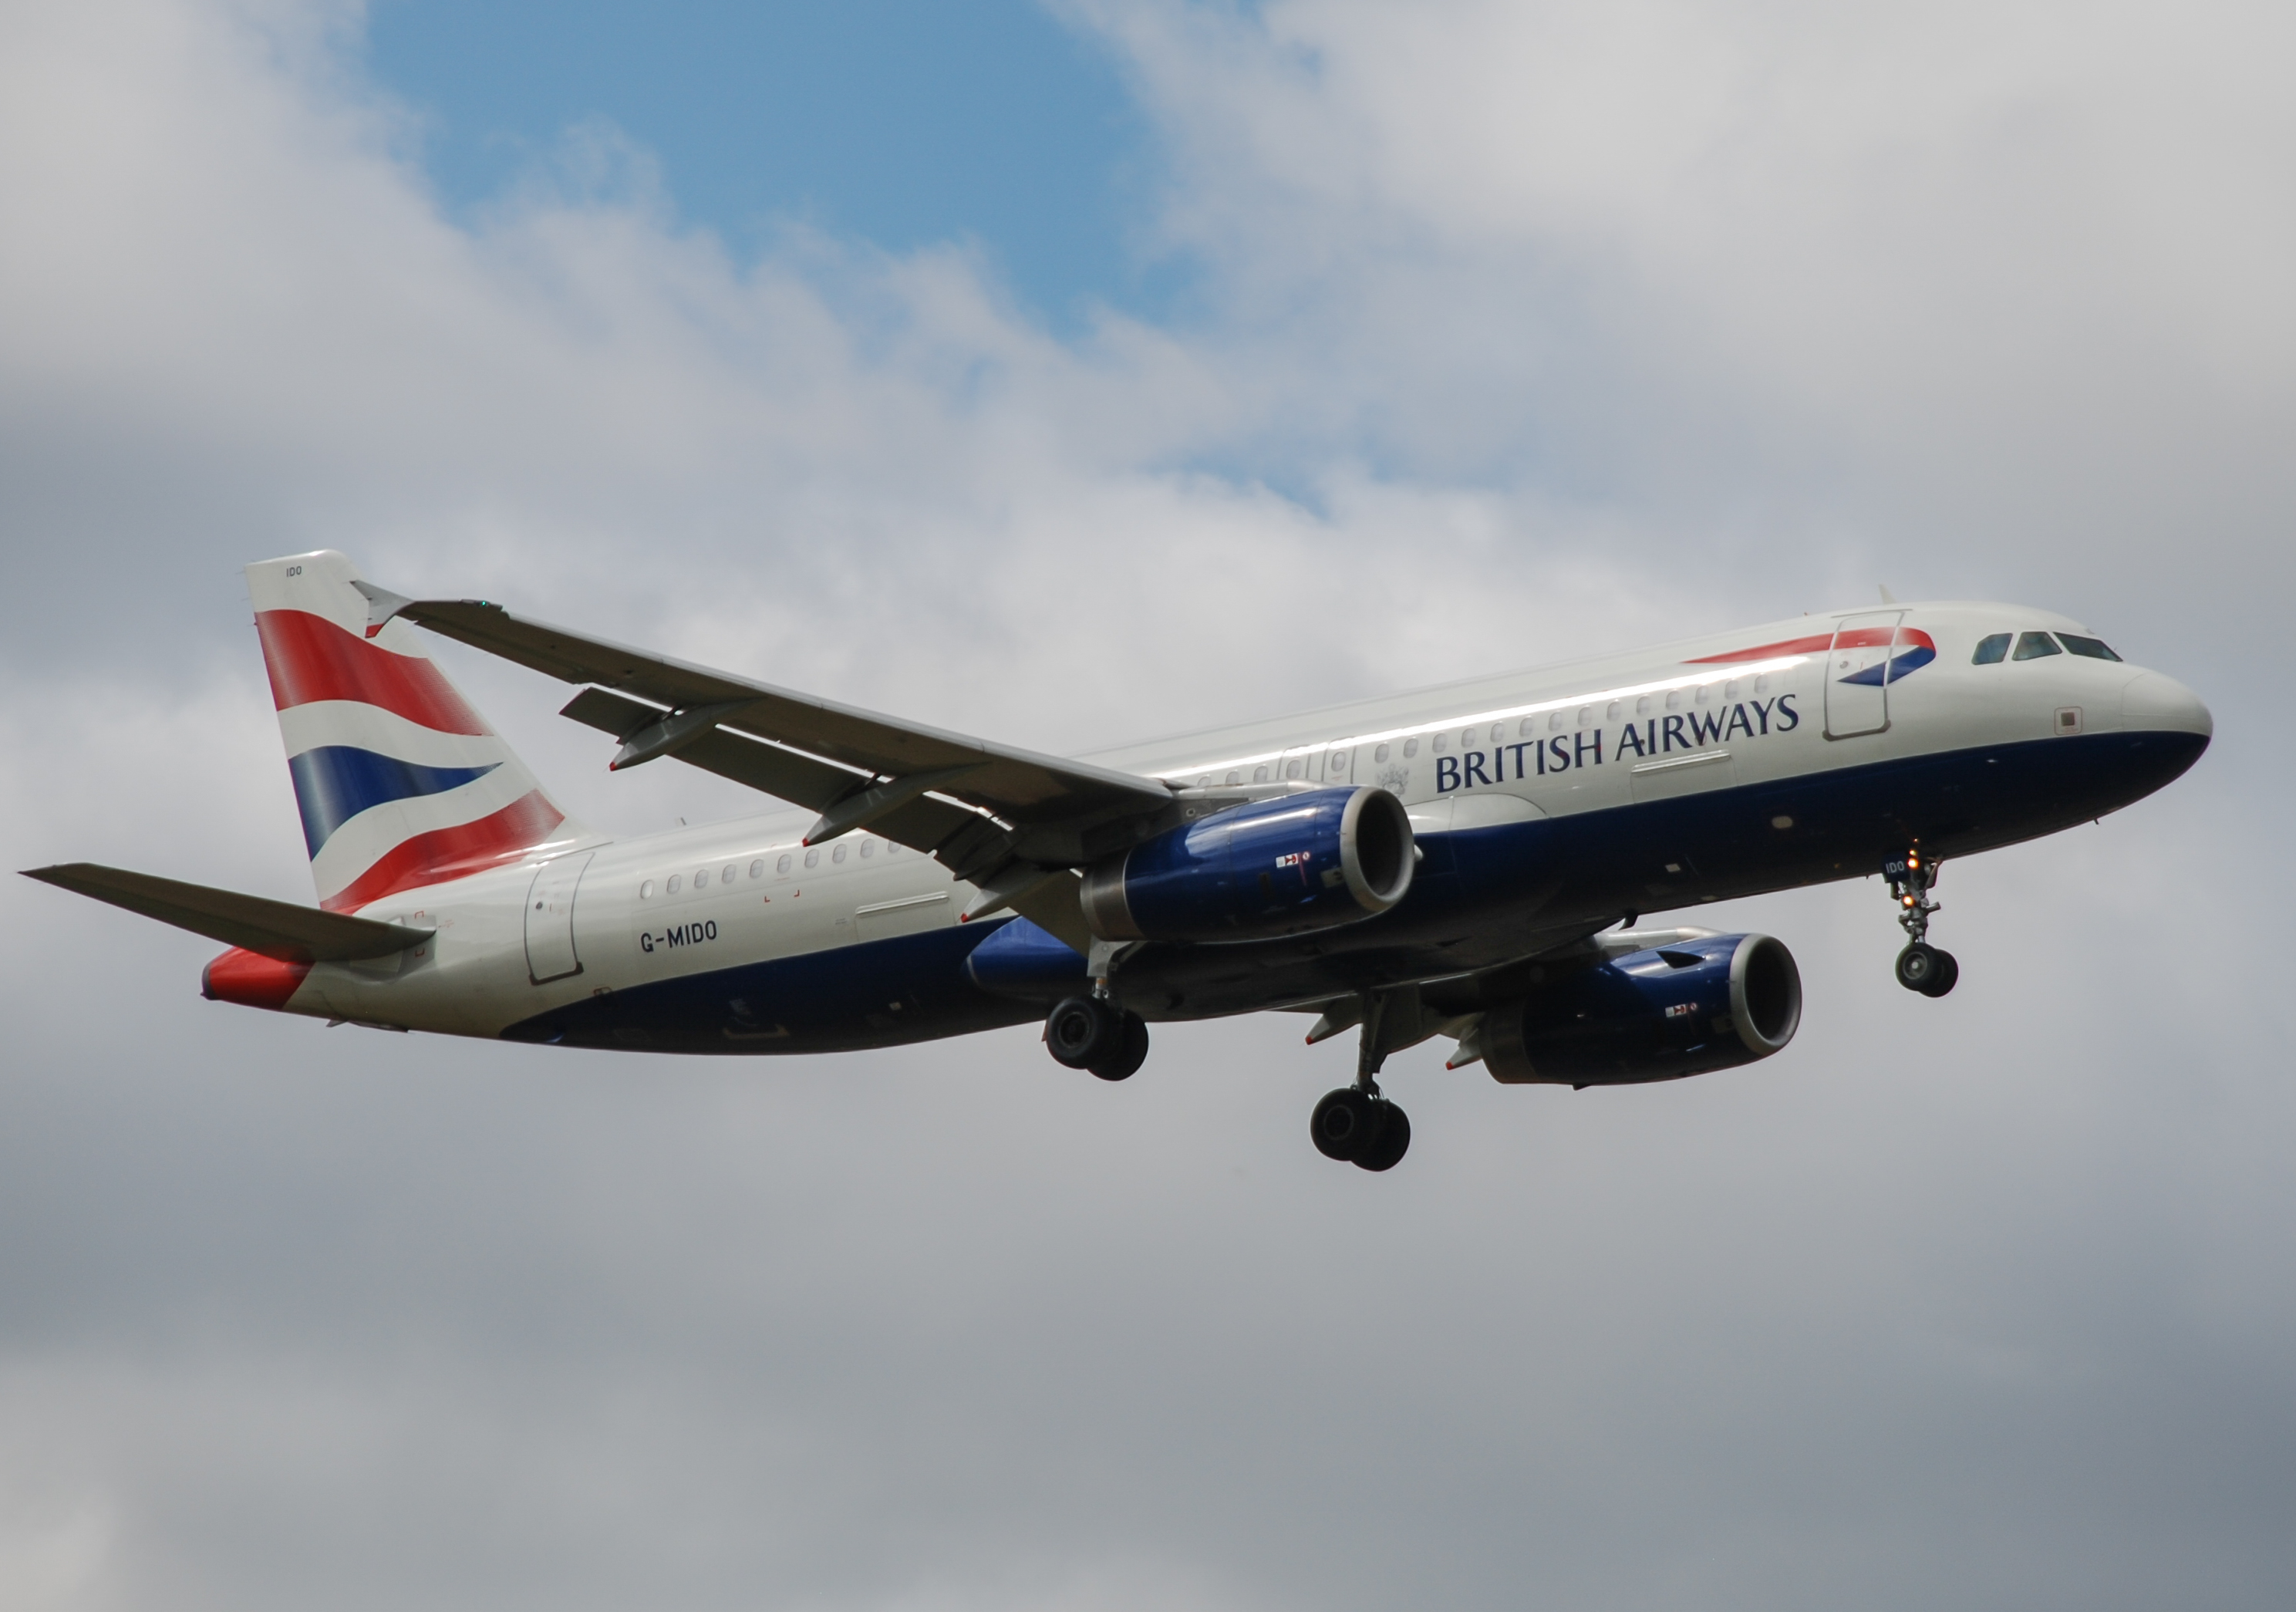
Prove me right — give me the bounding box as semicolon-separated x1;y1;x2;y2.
1484;932;1802;1087
1081;787;1414;943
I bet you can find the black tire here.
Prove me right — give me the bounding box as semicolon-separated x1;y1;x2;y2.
1089;1012;1149;1081
1045;996;1119;1069
1919;949;1960;998
1354;1101;1411;1173
1310;1088;1378;1162
1894;944;1943;993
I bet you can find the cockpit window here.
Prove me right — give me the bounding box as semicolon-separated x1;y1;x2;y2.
2011;631;2062;660
2057;633;2122;662
1972;633;2011;665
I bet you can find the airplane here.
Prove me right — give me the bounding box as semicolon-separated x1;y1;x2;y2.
25;551;2211;1172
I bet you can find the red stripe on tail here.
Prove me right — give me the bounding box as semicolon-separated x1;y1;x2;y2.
321;790;566;913
255;610;491;735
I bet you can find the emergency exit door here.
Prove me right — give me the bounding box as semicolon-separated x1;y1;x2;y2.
1824;612;1904;739
524;851;594;984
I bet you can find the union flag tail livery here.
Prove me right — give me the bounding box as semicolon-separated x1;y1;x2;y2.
26;551;2212;1174
245;551;582;914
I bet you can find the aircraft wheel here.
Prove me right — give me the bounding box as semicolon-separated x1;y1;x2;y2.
1045;996;1120;1069
1918;949;1959;998
1354;1101;1411;1173
1894;943;1947;994
1088;1011;1149;1081
1310;1088;1379;1162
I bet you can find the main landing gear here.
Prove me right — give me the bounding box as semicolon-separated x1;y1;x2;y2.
1044;994;1149;1081
1310;990;1411;1172
1884;849;1958;998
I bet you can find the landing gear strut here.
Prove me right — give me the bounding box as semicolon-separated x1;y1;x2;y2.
1884;850;1958;998
1310;990;1411;1172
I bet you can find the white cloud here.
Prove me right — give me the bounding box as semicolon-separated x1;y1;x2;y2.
0;0;2288;1607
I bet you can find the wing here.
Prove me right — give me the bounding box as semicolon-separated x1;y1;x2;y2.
22;864;433;962
353;585;1178;951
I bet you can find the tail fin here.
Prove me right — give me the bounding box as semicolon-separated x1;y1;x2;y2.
246;550;584;913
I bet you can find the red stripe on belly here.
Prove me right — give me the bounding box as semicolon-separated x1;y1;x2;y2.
203;949;313;1010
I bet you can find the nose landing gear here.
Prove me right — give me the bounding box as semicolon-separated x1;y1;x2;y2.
1884;850;1958;997
1309;989;1412;1172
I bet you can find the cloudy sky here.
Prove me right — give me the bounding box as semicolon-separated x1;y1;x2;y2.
2;1;2290;1607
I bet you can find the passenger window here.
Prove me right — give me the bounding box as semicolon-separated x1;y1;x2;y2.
2058;634;2122;662
1605;701;1621;720
1403;738;1418;758
749;859;764;879
1518;718;1536;739
832;844;848;864
639;879;654;899
803;848;820;869
1286;759;1303;779
722;864;737;884
1971;633;2011;665
1225;771;1241;786
1461;727;1477;747
1549;712;1564;731
1635;696;1651;716
1374;744;1391;763
1664;690;1681;710
1431;732;1448;753
1252;765;1269;783
666;875;682;894
2012;631;2062;660
1578;707;1593;726
696;868;713;888
777;854;793;875
860;839;876;858
1328;751;1348;773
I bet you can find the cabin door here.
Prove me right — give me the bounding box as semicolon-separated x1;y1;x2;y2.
524;850;594;984
1824;612;1904;739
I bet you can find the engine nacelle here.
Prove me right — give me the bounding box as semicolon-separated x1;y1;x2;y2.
1080;787;1415;943
1483;933;1802;1087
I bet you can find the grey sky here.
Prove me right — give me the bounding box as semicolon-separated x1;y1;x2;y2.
1;2;2289;1607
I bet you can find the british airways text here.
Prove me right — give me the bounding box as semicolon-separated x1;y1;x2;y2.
1435;695;1799;792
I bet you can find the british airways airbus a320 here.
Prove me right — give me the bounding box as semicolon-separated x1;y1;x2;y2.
28;551;2210;1172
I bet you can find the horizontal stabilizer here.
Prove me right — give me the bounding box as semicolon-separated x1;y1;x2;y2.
22;863;433;962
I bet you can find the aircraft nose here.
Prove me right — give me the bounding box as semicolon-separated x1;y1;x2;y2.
2122;671;2213;739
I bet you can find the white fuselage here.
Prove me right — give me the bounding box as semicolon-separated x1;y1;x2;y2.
282;601;2210;1046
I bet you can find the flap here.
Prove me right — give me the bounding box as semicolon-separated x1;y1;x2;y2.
22;863;433;962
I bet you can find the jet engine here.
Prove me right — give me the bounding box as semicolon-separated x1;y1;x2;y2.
1482;932;1802;1086
1080;787;1414;943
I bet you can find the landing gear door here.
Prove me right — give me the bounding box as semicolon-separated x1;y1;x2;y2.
1825;612;1904;739
524;850;595;984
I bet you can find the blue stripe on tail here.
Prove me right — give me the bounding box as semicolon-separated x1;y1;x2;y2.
287;746;500;855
